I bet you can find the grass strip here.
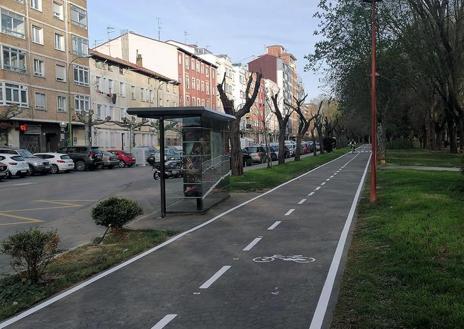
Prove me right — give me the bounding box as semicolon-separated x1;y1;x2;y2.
0;229;176;321
386;149;463;167
230;149;347;192
331;169;464;329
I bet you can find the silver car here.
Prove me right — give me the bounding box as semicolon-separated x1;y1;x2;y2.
0;148;51;175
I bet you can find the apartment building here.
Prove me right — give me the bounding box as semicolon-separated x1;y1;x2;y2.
0;0;90;152
94;33;217;111
248;45;302;139
89;50;180;150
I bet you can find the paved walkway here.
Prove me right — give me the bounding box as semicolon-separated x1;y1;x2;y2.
244;151;320;172
1;148;371;329
383;165;461;172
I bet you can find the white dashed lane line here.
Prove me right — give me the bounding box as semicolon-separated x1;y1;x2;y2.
284;209;295;216
315;186;321;191
199;266;231;289
298;198;307;205
150;314;177;329
267;221;281;231
243;237;263;251
308;192;315;197
321;182;326;186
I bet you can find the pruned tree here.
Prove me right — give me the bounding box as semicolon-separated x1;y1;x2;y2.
75;110;109;147
285;94;319;161
310;101;324;156
218;72;262;176
268;91;294;164
0;105;24;120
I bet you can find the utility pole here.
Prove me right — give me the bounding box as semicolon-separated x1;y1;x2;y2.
156;17;161;40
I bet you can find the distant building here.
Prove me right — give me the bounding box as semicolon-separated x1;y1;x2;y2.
0;0;90;151
89;50;180;150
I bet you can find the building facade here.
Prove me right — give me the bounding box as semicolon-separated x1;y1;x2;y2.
0;0;90;152
89;51;179;151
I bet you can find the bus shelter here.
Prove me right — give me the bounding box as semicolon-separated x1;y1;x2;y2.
127;107;235;217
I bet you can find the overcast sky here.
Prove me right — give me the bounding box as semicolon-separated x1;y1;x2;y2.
88;0;326;97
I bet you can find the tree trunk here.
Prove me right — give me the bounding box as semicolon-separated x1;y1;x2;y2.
311;131;317;156
448;117;458;153
458;117;464;153
377;122;386;164
317;127;324;154
295;134;302;161
278;128;286;165
229;120;243;176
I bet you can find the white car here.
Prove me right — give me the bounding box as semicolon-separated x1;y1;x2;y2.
0;154;30;178
34;153;75;174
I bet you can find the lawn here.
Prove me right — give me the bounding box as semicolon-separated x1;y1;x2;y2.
331;169;464;329
230;148;347;191
0;229;176;321
387;149;463;167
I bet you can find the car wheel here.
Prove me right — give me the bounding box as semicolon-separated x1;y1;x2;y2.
75;161;86;171
118;160;126;168
51;164;59;174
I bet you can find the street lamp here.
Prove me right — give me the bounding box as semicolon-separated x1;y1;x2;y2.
67;54;91;147
363;0;381;203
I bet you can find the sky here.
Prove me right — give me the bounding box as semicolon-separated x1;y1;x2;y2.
88;0;327;97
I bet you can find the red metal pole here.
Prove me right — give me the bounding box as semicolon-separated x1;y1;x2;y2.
369;0;378;203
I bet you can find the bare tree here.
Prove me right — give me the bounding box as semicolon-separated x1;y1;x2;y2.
75;110;109;147
310;101;324;156
0;105;24;120
268;91;294;164
285;94;319;161
217;72;262;176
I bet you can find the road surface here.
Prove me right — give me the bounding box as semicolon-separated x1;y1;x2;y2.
1;147;371;329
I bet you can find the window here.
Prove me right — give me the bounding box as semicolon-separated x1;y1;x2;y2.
57;95;66;112
197;98;201;106
131;86;136;99
55;64;66;81
191;97;195;106
32;25;43;44
191;58;194;69
140;88;144;101
73;65;89;86
34;92;46;110
30;0;42;11
185;56;189;69
54;33;64;51
1;9;25;38
33;58;44;77
70;5;87;28
72;35;88;56
200;63;204;74
191;77;195;90
1;46;26;72
185;75;189;89
206;84;210;95
206;67;209;77
119;82;126;97
74;95;89;112
1;82;28;106
186;95;190;105
196;79;200;91
53;2;64;20
201;81;204;92
196;60;200;72
178;54;182;64
96;104;103;120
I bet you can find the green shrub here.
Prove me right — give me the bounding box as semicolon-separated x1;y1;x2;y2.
1;229;60;283
92;197;143;229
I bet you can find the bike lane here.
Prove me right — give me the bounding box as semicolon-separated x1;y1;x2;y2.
2;149;371;329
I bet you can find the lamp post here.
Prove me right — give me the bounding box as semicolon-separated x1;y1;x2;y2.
363;0;381;203
67;54;91;147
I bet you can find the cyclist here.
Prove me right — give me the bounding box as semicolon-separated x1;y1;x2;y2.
349;140;356;153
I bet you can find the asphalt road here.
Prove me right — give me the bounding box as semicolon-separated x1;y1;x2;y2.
0;165;159;273
1;147;372;329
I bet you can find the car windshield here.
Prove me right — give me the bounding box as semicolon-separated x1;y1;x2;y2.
60;155;71;160
0;149;18;154
11;156;25;161
17;149;34;158
248;147;258;152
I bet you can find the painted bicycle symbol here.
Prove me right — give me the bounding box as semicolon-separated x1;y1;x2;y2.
252;255;316;264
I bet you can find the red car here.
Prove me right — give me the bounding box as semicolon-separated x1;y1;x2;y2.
108;150;136;168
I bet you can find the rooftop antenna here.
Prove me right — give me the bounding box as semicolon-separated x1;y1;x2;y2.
106;26;116;40
184;31;189;44
156;17;161;40
93;39;104;48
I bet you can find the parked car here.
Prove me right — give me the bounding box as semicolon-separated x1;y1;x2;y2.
0;160;8;180
0;154;30;178
242;149;253;166
243;146;268;163
34;153;75;174
270;144;290;159
285;141;296;157
100;151;120;169
58;146;103;171
108;150;136;168
0;148;51;175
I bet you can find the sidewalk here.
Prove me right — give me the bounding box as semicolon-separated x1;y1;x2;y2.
383;165;461;172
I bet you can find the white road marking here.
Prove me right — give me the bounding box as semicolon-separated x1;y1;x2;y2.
199;266;231;289
151;314;177;329
298;198;307;205
308;192;315;197
0;152;353;329
326;178;330;182
267;221;281;230
12;183;34;186
309;152;368;329
315;186;321;191
284;209;295;216
243;237;263;251
321;182;326;186
330;175;334;179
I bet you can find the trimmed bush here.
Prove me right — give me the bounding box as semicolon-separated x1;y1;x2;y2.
1;229;60;283
92;197;143;229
